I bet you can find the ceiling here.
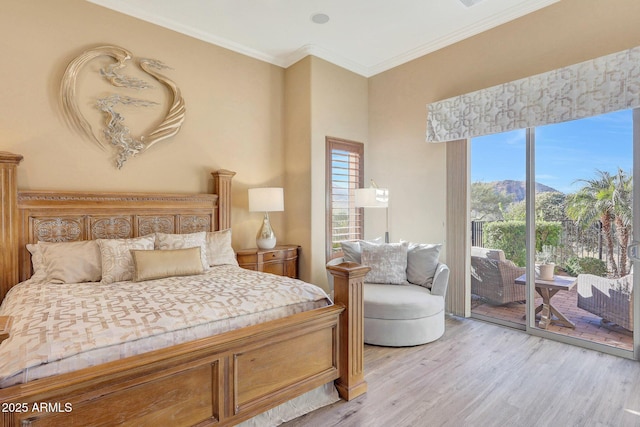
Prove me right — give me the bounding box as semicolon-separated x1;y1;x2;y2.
88;0;559;77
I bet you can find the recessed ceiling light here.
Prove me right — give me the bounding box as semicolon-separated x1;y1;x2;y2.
311;13;330;24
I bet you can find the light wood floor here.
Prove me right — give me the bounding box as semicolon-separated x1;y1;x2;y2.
283;316;640;427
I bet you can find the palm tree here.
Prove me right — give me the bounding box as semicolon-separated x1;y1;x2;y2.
566;170;618;277
612;168;633;276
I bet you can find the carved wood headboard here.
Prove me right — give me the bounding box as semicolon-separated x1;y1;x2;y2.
0;152;235;301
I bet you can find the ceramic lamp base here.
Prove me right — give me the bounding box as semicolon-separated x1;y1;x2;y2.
256;237;277;249
256;212;277;249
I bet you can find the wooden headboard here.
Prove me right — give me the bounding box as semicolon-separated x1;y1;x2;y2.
0;152;235;301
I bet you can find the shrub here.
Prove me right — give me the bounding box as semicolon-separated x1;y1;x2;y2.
564;257;607;277
535;221;562;252
483;220;562;267
484;221;526;266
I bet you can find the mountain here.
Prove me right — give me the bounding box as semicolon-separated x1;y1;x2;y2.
491;180;560;202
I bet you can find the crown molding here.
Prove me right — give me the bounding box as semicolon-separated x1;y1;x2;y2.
86;0;286;67
367;0;560;76
283;45;371;77
88;0;560;78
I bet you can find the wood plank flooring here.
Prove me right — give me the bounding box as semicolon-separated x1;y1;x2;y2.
283;316;640;427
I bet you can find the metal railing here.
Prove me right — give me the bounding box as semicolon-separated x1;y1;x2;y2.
471;220;619;270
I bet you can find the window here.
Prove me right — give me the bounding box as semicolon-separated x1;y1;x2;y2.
326;137;364;260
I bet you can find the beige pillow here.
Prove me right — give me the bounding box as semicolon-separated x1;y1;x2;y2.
26;243;47;282
155;232;209;271
39;240;102;284
206;229;238;266
131;247;204;282
98;235;156;284
360;241;409;285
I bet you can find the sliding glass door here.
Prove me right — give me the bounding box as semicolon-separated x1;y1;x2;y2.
470;109;638;358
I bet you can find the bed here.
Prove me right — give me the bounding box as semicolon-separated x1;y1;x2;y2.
0;152;369;427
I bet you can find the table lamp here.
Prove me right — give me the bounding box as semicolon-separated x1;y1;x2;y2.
248;187;284;249
354;180;389;243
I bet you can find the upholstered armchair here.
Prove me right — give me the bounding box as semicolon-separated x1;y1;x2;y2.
471;246;526;305
577;273;633;331
327;241;449;347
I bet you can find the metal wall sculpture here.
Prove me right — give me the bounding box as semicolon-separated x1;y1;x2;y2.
60;45;186;169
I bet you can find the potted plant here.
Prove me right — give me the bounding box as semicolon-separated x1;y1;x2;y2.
536;245;556;280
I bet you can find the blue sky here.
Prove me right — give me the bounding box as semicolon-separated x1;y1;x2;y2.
471;109;633;194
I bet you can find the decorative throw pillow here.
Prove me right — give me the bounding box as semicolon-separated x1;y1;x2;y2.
131;247;204;282
406;243;442;288
26;243;47;282
39;240;102;284
97;235;156;284
341;237;383;264
155;231;209;271
206;229;238;266
341;241;362;263
360;241;409;285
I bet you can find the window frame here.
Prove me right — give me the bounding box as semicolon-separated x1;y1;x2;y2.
325;137;365;260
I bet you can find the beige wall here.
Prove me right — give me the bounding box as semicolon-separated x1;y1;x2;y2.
284;57;368;289
309;57;368;288
283;57;312;282
369;0;640;261
1;0;287;250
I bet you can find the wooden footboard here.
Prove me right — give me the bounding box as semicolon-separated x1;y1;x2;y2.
0;306;342;427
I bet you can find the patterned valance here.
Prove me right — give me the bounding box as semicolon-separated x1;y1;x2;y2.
426;46;640;142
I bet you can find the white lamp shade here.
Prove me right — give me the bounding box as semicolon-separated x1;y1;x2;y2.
354;187;389;208
248;187;284;212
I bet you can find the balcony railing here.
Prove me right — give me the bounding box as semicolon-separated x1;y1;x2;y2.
471;220;622;272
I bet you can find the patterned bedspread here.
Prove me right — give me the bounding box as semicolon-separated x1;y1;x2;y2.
0;265;330;387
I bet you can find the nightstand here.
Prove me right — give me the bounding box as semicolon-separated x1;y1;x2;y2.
237;245;300;279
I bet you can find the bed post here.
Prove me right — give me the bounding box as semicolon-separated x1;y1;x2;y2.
0;152;23;302
327;262;370;401
212;169;236;230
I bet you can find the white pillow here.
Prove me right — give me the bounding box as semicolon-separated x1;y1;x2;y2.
98;235;156;284
341;237;383;264
406;243;442;288
360;241;409;285
341;241;362;263
155;231;209;271
206;229;238;266
26;243;46;282
39;240;102;284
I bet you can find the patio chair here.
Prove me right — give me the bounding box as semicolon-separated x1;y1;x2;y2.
471;246;526;305
577;273;633;331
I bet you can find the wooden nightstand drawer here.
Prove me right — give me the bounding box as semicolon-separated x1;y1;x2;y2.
237;245;300;279
263;262;285;276
259;250;286;262
237;252;258;266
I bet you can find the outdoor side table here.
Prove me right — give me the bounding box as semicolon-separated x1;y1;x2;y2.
515;274;577;329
